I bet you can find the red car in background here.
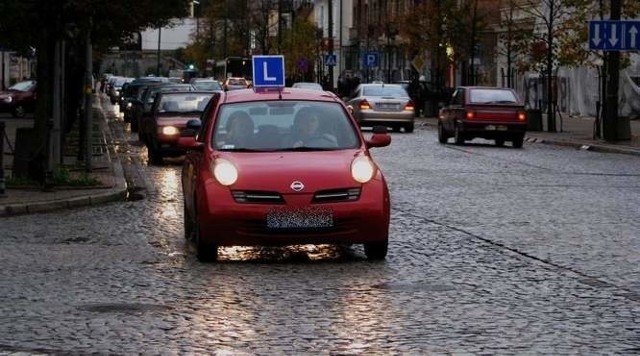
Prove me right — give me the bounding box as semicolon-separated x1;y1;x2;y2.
139;91;215;165
438;86;528;148
178;88;392;262
0;80;37;118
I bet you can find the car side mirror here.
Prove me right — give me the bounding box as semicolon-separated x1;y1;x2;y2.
366;126;391;148
346;105;354;114
177;136;204;150
182;119;202;137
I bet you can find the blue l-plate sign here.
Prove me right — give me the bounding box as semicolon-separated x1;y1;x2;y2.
252;55;285;88
589;20;640;51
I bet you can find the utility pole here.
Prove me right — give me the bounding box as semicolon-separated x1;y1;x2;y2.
1;49;5;90
604;0;621;141
156;27;162;76
546;0;556;132
84;19;93;172
277;0;282;53
328;0;334;91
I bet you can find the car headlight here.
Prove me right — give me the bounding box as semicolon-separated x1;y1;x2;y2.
2;96;12;103
126;102;132;108
351;156;375;183
160;126;180;136
211;159;238;186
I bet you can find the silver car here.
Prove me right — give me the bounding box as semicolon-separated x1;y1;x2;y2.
346;83;415;133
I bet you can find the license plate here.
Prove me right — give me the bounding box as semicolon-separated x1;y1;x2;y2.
485;125;508;131
267;207;333;229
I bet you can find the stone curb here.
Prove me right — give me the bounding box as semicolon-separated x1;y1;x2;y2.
0;157;128;217
525;136;640;157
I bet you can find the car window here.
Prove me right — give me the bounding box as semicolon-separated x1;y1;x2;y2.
362;85;408;97
197;93;220;143
157;93;213;116
212;101;359;151
469;89;518;104
9;81;36;91
451;89;464;105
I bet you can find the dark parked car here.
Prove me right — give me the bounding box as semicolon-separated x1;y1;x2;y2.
0;80;37;117
437;86;528;148
346;83;415;133
130;83;196;133
140;91;215;164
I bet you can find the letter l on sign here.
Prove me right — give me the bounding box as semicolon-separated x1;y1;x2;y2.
263;62;276;81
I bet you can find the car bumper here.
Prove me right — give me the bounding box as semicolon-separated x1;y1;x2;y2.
460;120;527;137
156;135;186;156
357;111;414;126
196;179;390;246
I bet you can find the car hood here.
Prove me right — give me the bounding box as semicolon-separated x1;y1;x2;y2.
220;149;367;192
0;89;20;98
156;115;201;126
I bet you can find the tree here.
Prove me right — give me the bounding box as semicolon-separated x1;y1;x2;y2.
507;0;592;132
0;0;190;181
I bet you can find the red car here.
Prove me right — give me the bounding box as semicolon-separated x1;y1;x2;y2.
438;86;527;147
178;88;392;262
0;80;37;118
139;91;214;164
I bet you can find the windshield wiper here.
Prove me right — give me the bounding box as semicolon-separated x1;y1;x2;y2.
279;146;338;151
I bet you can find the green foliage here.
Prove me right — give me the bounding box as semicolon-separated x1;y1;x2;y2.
6;165;101;188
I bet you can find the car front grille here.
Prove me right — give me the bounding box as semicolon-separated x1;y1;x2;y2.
232;190;285;204
312;188;361;203
231;188;361;204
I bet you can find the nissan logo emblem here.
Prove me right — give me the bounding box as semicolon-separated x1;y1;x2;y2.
290;181;304;191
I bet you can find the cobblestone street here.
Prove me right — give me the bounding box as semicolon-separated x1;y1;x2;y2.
1;101;639;354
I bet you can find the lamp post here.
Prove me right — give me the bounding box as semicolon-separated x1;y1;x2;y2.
386;23;396;84
192;1;200;39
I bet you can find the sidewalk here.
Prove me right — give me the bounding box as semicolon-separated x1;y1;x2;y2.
1;104;639;217
0;95;128;216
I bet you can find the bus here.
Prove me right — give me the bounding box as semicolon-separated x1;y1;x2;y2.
213;57;252;82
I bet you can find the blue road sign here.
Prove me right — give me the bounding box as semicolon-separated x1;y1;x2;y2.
252;55;285;88
324;54;337;67
589;20;640;51
364;52;378;68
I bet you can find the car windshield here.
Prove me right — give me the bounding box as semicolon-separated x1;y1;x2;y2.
227;79;246;86
293;82;323;90
157;93;213;116
193;81;222;91
469;89;518;104
213;101;360;151
9;81;35;92
362;85;408;97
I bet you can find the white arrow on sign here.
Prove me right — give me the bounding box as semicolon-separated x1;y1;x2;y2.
609;24;619;46
592;23;601;47
630;25;638;48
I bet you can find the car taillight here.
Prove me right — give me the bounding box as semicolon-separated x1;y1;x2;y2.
466;110;475;119
404;100;414;112
518;111;527;121
359;100;371;110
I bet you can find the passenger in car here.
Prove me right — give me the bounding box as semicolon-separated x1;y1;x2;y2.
225;111;255;147
288;107;337;148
